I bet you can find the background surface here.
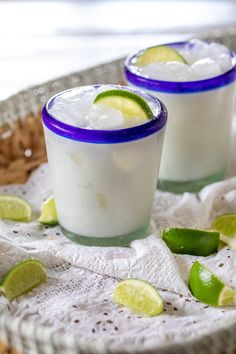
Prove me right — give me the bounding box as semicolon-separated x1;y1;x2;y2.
0;0;236;100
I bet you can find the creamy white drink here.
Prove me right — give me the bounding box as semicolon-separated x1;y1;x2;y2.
125;40;236;193
42;85;167;246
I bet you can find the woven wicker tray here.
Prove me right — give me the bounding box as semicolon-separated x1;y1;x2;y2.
1;29;236;354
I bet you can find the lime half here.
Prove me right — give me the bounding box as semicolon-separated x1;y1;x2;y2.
113;279;163;317
189;261;235;306
162;228;219;256
211;214;236;250
39;196;58;225
93;89;153;120
0;195;32;222
136;45;186;67
0;259;47;301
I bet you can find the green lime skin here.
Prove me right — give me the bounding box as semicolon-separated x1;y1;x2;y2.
0;259;47;301
189;261;224;306
93;89;154;120
162;228;219;256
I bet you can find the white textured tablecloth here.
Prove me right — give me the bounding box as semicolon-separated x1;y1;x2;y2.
0;122;236;350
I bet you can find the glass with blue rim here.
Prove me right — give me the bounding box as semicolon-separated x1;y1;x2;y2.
42;85;167;246
125;41;236;193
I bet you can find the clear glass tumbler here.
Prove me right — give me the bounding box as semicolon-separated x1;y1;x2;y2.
125;41;236;193
42;85;167;246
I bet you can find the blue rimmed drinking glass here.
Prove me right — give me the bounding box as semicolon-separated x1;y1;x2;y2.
125;41;236;193
42;85;167;246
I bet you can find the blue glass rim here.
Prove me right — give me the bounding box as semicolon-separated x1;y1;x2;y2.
125;41;236;94
42;85;167;144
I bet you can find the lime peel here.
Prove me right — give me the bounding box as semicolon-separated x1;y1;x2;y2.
162;227;219;256
0;259;47;301
113;278;163;317
93;89;153;120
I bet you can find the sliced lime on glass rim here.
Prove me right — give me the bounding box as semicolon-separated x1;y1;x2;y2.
136;45;187;67
162;227;219;256
39;196;58;225
93;89;153;121
211;214;236;250
0;195;32;222
113;278;163;317
0;259;47;301
189;261;235;307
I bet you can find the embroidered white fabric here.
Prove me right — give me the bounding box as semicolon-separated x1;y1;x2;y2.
1;121;236;351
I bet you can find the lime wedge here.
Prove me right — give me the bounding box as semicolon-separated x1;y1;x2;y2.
211;214;236;236
113;279;163;317
0;195;32;222
136;45;186;67
162;228;219;256
211;214;236;250
39;196;58;225
0;259;47;301
189;261;235;306
93;89;153;120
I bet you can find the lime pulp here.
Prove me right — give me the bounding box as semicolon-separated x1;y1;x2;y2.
0;195;32;222
93;89;153;120
211;214;236;250
0;259;47;301
39;196;58;225
136;45;186;67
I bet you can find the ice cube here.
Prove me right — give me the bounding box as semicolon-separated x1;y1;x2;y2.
178;48;193;65
215;52;232;73
207;42;229;58
142;62;191;82
87;105;124;130
50;97;89;127
189;39;209;61
62;86;94;102
191;58;222;80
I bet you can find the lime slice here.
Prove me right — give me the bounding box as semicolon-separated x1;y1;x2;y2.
39;196;58;225
136;45;186;67
0;259;47;301
211;214;236;250
113;278;163;317
0;195;32;222
162;228;219;256
93;89;153;120
189;261;235;306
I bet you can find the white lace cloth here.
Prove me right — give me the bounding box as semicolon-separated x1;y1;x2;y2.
1;124;236;351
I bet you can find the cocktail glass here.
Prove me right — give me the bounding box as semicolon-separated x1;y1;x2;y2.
125;41;236;193
42;85;167;246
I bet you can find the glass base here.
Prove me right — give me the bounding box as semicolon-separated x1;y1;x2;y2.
61;223;149;247
158;170;225;194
